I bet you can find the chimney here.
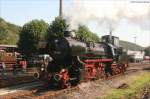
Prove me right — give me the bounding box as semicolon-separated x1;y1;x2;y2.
59;0;62;17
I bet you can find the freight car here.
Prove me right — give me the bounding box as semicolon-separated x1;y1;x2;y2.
0;50;16;70
0;49;23;72
34;31;128;88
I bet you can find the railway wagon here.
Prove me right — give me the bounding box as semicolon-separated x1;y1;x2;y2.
127;50;145;63
0;51;16;70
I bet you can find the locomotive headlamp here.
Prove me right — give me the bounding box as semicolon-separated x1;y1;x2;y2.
41;67;45;71
61;69;66;73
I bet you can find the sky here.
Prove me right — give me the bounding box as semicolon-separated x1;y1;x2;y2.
0;0;70;25
0;0;150;47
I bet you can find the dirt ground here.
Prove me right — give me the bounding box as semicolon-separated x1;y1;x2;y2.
54;63;150;99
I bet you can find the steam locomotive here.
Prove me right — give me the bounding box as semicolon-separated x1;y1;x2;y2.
34;31;128;88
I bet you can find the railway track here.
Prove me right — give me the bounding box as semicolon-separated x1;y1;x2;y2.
0;75;37;88
0;68;39;88
0;81;44;96
0;81;44;99
0;62;149;99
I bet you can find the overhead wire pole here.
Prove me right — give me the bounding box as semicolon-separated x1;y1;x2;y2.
133;36;137;63
133;36;137;45
109;24;114;44
133;36;137;52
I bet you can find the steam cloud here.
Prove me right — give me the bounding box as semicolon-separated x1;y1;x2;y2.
64;0;150;31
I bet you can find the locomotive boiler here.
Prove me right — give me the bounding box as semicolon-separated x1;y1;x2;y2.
34;31;128;88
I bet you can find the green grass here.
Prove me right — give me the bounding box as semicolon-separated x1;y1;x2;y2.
100;72;150;99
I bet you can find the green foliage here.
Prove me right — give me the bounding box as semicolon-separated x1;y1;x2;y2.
120;40;144;51
47;17;68;38
75;25;90;42
89;33;100;42
75;25;100;42
0;17;21;44
18;20;49;56
144;46;150;56
102;72;150;99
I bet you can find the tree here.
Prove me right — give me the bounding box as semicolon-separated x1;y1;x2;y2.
18;20;49;56
145;46;150;56
0;28;8;44
0;17;21;44
47;17;68;38
89;33;100;42
75;25;100;42
75;25;91;42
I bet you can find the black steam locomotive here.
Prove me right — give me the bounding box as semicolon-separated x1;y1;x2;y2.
34;31;128;88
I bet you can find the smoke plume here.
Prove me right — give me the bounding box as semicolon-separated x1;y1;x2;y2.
64;0;150;31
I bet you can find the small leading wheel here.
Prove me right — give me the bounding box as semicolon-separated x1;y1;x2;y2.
33;72;40;79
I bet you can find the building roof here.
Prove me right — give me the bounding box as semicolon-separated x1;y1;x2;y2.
0;44;17;48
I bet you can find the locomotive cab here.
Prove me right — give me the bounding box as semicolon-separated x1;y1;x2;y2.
101;35;120;61
101;35;119;48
